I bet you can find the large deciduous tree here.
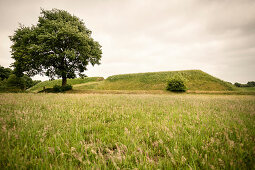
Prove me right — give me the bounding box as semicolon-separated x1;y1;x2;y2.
10;9;102;86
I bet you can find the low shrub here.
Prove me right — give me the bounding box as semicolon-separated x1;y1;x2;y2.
234;81;255;87
53;84;72;92
166;78;186;92
247;81;255;87
61;84;72;91
53;85;61;92
234;82;242;87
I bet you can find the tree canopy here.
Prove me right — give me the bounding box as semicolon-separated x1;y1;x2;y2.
0;65;12;80
0;65;41;91
10;9;102;86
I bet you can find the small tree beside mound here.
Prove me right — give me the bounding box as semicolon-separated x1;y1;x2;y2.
166;78;187;92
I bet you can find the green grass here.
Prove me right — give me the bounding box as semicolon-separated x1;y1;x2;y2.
235;87;255;92
75;70;235;91
27;77;104;92
0;93;254;169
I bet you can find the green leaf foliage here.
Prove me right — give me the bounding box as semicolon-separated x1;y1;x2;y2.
0;65;12;80
52;84;72;92
234;81;255;87
6;74;26;90
10;9;102;85
247;81;255;87
234;82;242;87
0;65;40;92
166;78;187;92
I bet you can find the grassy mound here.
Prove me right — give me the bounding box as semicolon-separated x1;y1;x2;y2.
76;70;234;91
27;77;104;92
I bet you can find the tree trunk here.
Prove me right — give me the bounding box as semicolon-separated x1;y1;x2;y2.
61;57;67;86
62;73;67;86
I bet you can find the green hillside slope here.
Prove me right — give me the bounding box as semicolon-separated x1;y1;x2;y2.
27;77;104;92
76;70;234;91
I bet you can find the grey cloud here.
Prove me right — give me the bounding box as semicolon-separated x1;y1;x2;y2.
0;0;254;83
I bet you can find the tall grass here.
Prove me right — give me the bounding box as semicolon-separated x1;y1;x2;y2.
0;93;254;169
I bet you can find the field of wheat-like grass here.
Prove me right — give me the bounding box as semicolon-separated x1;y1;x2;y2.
0;93;254;169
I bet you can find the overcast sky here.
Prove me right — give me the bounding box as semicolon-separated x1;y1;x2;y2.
0;0;255;83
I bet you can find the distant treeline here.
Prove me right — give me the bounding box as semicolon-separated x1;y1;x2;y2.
234;81;255;87
0;65;41;92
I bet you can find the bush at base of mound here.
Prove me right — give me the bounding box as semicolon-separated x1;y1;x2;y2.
53;84;72;92
166;78;186;92
39;84;72;93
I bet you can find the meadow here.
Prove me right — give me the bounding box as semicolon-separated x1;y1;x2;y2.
0;93;254;169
